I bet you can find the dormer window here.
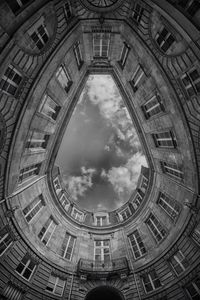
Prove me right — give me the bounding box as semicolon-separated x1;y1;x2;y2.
0;65;22;96
28;17;49;50
94;214;109;226
155;27;175;53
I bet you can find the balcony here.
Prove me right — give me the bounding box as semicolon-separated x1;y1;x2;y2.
77;257;129;280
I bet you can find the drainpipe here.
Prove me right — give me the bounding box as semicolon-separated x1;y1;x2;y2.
68;274;74;300
122;229;141;300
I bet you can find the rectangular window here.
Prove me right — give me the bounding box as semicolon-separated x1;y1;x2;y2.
74;41;83;69
130;64;146;92
185;278;200;299
129;230;146;259
157;192;180;221
93;31;110;58
53;177;62;194
181;68;200;96
16;253;36;281
59;194;70;211
178;0;200;17
38;216;57;245
155;27;175;53
161;161;183;179
141;270;162;293
141;94;165;119
132;3;144;24
63;1;73;20
6;0;31;14
132;191;143;210
46;274;65;296
29;19;49;50
19;163;41;183
39;94;61;121
71;208;84;222
146;213;167;243
26;131;50;150
118;42;130;69
118;206;132;221
94;240;111;262
59;232;76;260
152;130;177;148
169;250;189;275
141;176;148;191
3;282;23;300
0;65;22;96
96;216;107;226
23;194;45;223
56;64;72;93
191;223;200;246
0;230;13;256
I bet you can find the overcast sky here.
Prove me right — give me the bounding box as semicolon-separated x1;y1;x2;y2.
56;75;147;211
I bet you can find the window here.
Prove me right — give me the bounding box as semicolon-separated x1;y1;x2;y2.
157;192;180;221
3;282;23;300
141;177;148;191
146;213;167;243
28;18;49;50
155;27;175;53
38;216;57;245
191;223;200;246
130;64;146;92
6;0;31;14
152;130;177;148
161;161;183;179
118;206;132;221
59;193;70;211
118;42;130;69
59;232;76;260
71;207;84;222
94;240;111;262
181;68;200;96
53;177;62;194
46;274;65;296
74;41;83;69
185;278;200;299
93;30;111;58
19;163;41;183
178;0;200;17
63;1;73;20
23;194;45;223
0;228;13;256
39;94;61;121
16;253;36;280
56;64;72;93
141;94;165;119
132;191;143;210
132;3;144;24
26;131;50;150
141;270;162;293
0;65;22;96
169;250;189;275
96;216;107;226
129;230;146;259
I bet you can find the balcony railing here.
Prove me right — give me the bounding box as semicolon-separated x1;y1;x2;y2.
77;257;129;279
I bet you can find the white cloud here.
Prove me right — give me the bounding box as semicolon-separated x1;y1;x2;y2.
104;145;110;152
101;152;147;196
64;167;96;201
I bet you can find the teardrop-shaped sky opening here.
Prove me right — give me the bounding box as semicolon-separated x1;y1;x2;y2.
55;75;147;211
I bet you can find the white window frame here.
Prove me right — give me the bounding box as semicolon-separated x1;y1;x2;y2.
38;217;56;246
142;270;161;293
119;42;130;68
60;232;76;260
26;131;49;151
146;213;166;243
63;1;72;20
132;192;143;209
93;31;110;58
132;3;144;24
155;26;175;53
129;230;146;259
59;193;70;211
118;206;132;221
161;161;183;179
157;192;180;221
186;281;200;299
94;240;111;262
74;41;83;69
131;64;145;92
28;17;49;50
0;232;13;256
71;207;84;222
53;177;62;194
142;94;164;119
170;250;188;275
46;274;65;296
23;194;45;223
16;256;36;281
152;131;177;148
39;94;60;120
0;65;22;96
56;64;72;93
181;67;200;96
19;163;41;183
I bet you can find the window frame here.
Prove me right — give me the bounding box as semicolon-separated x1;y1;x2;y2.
130;64;146;92
0;232;13;256
129;229;147;259
15;254;36;281
59;232;76;260
141;269;162;293
46;274;65;296
38;216;57;246
56;64;73;93
92;30;111;59
118;42;130;69
73;41;84;69
141;93;165;119
169;250;189;276
118;206;132;221
39;94;61;121
145;213;167;243
131;2;144;24
94;239;111;262
19;163;41;184
161;161;184;180
28;17;49;51
155;26;175;53
23;194;45;223
0;65;23;96
181;67;200;97
157;192;181;222
152;130;177;148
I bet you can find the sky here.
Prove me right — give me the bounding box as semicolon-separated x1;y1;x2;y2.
55;75;147;211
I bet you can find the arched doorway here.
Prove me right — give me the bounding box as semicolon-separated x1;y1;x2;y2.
85;286;124;300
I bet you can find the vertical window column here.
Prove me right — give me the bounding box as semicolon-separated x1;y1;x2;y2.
26;131;50;150
28;18;49;50
38;216;57;245
94;240;111;262
59;232;76;260
129;230;146;259
145;213;167;243
23;194;45;223
93;31;111;58
181;68;200;96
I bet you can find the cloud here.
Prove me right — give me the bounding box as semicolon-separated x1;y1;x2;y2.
64;167;96;201
104;145;110;152
101;152;147;197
